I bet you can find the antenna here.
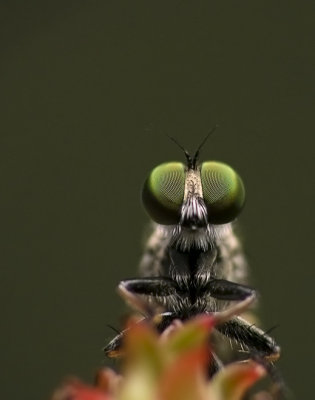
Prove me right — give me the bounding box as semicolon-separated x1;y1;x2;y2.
167;134;194;169
192;124;219;168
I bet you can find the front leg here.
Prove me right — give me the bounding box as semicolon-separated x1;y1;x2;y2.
118;277;179;315
203;278;256;301
104;278;179;357
119;277;178;297
104;311;176;358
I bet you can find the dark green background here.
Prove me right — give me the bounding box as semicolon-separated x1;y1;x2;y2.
1;1;313;399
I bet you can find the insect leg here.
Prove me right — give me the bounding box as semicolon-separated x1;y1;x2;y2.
119;277;178;297
103;325;133;358
215;316;280;361
208;350;224;376
104;279;179;357
104;312;176;358
117;277;179;317
204;278;256;301
215;317;285;397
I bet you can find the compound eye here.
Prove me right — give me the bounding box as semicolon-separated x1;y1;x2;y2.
201;161;245;224
142;162;185;225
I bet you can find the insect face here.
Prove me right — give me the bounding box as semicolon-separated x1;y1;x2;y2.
142;160;245;251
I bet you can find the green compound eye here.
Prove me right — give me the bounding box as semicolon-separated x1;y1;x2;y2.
142;162;185;225
201;161;245;224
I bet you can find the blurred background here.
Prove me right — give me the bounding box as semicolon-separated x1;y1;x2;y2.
1;1;313;399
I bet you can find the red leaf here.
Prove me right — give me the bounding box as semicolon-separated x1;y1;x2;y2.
52;381;112;400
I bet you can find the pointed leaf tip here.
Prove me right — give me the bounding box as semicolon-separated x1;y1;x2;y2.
209;361;266;400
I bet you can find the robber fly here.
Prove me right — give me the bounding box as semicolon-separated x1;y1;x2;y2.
104;132;280;376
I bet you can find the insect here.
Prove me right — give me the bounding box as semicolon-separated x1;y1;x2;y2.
104;132;280;376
